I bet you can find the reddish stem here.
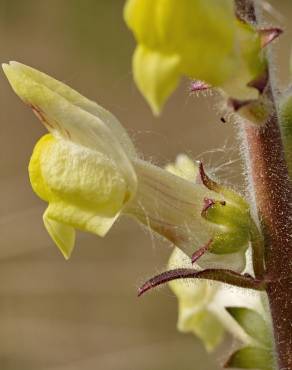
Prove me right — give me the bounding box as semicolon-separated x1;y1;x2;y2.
236;1;292;368
241;82;292;369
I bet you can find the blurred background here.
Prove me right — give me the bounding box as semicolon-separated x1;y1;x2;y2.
0;1;291;369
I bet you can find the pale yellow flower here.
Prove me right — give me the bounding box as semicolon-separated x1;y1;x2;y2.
3;62;251;271
124;0;263;114
3;61;137;259
168;247;267;351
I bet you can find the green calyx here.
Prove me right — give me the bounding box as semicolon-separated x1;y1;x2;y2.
202;198;250;230
199;163;251;255
201;199;251;254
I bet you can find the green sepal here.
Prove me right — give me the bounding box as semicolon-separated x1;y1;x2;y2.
209;231;250;255
226;307;271;347
202;199;250;230
224;346;274;370
201;197;251;255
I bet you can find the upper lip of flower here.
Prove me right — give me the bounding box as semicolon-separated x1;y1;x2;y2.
2;61;141;259
2;61;138;199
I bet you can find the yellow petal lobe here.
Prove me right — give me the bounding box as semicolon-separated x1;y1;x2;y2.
43;211;75;259
133;46;180;114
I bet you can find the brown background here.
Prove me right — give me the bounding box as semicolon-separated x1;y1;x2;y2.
0;1;291;369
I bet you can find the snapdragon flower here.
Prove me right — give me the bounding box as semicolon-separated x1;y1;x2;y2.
3;62;251;272
124;0;264;114
3;61;137;258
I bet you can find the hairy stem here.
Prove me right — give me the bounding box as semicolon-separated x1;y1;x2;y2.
250;218;265;279
236;1;292;369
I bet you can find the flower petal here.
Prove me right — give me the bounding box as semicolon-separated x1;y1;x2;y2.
168;248;265;350
28;134;55;202
168;248;224;351
30;135;129;218
46;201;118;238
6;61;137;159
178;308;225;352
125;0;264;110
2;62;137;195
29;134;126;256
43;210;75;259
124;0;161;48
165;154;199;181
133;46;181;114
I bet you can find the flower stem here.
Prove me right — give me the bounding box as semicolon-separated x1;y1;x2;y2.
236;1;292;369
